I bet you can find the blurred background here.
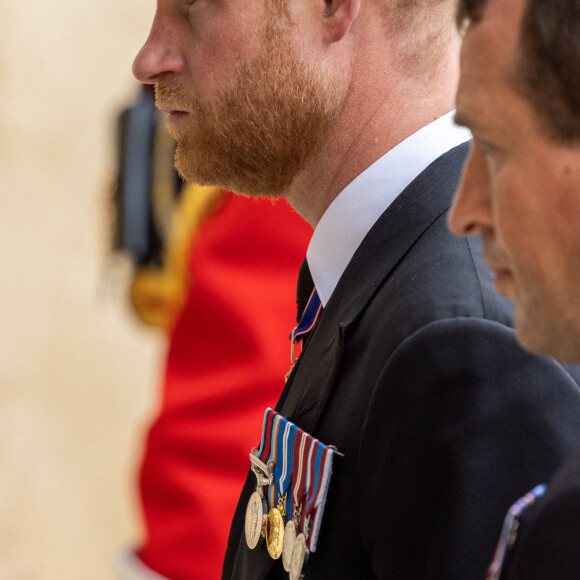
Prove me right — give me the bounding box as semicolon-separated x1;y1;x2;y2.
0;0;164;577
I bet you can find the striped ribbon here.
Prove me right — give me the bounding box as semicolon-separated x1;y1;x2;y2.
485;484;547;580
289;288;323;364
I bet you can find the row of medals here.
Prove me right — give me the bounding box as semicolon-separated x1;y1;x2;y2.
245;453;309;580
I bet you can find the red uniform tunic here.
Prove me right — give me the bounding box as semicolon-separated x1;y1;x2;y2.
136;193;311;579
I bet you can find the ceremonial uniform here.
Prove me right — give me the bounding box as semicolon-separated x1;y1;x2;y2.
222;115;580;579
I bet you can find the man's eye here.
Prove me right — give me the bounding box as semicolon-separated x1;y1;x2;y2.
188;0;197;5
477;138;506;173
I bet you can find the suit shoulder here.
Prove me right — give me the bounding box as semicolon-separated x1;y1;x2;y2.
366;216;513;344
373;317;580;412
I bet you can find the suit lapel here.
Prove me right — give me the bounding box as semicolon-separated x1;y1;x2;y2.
278;142;469;434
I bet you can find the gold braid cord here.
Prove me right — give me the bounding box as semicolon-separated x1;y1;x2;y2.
130;117;224;329
130;182;224;329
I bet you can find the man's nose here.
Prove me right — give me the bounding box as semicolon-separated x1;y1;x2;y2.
448;144;494;237
132;15;184;83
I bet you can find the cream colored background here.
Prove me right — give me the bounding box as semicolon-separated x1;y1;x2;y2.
0;1;166;578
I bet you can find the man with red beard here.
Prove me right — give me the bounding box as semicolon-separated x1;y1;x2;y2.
133;0;580;578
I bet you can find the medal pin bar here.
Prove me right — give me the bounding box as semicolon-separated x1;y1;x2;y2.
245;409;341;578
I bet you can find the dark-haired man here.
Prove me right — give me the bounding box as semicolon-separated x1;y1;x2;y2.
134;0;580;577
449;0;580;577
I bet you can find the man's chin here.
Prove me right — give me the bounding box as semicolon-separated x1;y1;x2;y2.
492;269;517;302
174;144;290;198
513;307;567;361
174;156;282;200
514;325;542;356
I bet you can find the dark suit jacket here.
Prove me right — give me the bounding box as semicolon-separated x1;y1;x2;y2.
499;447;580;579
222;143;580;579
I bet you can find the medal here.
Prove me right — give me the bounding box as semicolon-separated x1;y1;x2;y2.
289;438;320;578
245;457;272;549
266;414;284;510
268;420;296;563
290;439;335;577
244;409;339;574
289;430;309;526
245;491;267;549
286;288;323;381
306;443;334;552
244;409;276;550
282;518;298;572
289;532;307;580
278;421;296;513
266;505;285;559
285;431;311;576
283;428;303;571
265;415;285;558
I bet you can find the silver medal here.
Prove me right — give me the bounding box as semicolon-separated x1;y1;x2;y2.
245;491;267;549
289;532;309;580
282;519;297;571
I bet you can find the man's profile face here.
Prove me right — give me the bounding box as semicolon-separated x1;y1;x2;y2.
133;1;341;198
448;0;580;362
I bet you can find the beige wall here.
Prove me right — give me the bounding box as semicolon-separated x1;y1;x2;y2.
0;1;165;578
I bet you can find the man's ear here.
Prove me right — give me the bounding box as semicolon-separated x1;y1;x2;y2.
323;0;361;43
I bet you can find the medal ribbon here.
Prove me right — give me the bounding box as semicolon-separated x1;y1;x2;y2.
304;441;324;516
299;439;320;536
257;408;276;464
248;409;338;555
485;484;547;580
276;420;297;515
291;430;310;522
286;428;302;519
308;444;334;552
267;414;283;509
289;288;323;364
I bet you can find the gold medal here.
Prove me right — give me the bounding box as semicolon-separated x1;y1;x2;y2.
289;532;309;580
244;491;266;549
282;519;297;571
265;508;285;559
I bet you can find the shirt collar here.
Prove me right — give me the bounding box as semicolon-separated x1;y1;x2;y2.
306;111;472;306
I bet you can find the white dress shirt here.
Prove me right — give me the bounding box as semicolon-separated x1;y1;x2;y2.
306;111;472;307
